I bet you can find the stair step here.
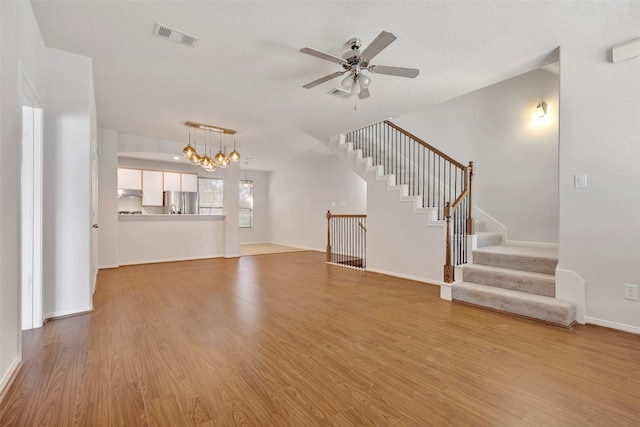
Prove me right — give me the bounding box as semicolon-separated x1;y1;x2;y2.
475;231;502;248
462;264;555;297
452;282;576;327
473;244;558;275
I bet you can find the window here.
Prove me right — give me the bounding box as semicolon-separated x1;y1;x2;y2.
239;181;253;228
198;178;223;215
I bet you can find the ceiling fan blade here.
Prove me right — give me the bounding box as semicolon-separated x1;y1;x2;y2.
360;31;397;61
302;71;344;89
358;88;370;100
299;47;347;65
369;65;420;78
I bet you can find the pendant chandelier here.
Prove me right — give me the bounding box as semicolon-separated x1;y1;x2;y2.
182;121;240;170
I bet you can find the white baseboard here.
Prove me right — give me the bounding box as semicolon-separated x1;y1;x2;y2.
0;356;21;396
268;242;322;252
585;317;640;335
366;267;441;287
118;255;224;266
98;264;119;270
225;254;241;259
239;241;268;245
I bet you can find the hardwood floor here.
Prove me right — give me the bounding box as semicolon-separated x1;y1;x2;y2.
1;250;640;426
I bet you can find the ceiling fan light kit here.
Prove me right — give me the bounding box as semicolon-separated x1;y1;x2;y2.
300;31;420;100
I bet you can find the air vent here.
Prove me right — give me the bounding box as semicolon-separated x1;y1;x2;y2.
327;88;351;99
153;23;198;47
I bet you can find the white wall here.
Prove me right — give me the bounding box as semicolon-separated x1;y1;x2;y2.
0;0;46;392
239;170;269;244
97;128;118;268
43;47;94;318
395;69;559;243
268;151;367;251
558;17;640;332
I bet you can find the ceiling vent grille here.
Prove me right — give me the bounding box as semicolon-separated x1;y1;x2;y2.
327;88;352;99
153;23;198;47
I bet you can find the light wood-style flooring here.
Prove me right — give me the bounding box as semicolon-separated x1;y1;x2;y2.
1;251;640;426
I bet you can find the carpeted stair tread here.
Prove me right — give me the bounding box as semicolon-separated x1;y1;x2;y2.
462;264;555;297
452;282;575;326
473;244;558;275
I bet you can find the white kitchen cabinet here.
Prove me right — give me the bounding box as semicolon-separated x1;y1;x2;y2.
142;170;163;206
181;173;198;192
117;168;142;190
163;172;181;191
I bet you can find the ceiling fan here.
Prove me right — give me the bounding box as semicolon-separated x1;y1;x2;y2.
300;31;420;99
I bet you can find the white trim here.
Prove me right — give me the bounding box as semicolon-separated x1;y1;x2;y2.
440;281;453;301
98;264;120;270
268;242;320;252
555;268;586;324
224;254;241;259
0;356;21;395
505;240;559;248
365;267;441;287
239;241;269;245
473;205;508;239
117;255;225;266
585;317;640;335
19;67;44;331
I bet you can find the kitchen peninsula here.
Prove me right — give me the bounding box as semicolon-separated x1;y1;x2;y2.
118;214;225;265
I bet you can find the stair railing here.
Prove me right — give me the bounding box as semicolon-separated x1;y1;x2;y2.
344;120;473;282
326;211;367;270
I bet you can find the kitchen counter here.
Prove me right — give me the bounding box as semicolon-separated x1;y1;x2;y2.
118;214;225;219
118;214;226;265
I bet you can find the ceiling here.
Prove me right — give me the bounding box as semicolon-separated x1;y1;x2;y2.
31;1;640;171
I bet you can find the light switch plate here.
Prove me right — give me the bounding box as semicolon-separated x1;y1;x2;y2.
574;174;587;188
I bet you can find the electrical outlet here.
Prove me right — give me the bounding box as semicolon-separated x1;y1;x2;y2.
624;284;639;300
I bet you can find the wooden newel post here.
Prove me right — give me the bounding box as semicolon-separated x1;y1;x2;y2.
326;210;332;263
466;161;475;235
444;202;454;283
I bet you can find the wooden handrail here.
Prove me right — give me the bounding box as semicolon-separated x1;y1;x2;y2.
326;213;367;219
344;120;475;283
384;120;467;170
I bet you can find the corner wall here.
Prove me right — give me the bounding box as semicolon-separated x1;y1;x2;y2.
42;47;94;318
558;17;640;332
97;128;118;268
268;151;366;250
0;0;46;392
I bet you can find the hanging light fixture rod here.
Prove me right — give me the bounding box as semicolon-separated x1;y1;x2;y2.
184;121;237;135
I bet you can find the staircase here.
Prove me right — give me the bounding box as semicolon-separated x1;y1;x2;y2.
453;232;576;327
329;120;577;327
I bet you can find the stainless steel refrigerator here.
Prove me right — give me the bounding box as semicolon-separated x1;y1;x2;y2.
163;191;199;214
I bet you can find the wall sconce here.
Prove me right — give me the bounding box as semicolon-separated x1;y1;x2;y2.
535;101;547;118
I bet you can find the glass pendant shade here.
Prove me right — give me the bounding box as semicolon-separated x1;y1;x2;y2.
358;72;371;88
215;151;226;163
229;149;241;162
183;144;196;159
189;153;202;165
200;155;212;168
351;80;361;95
341;74;354;90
